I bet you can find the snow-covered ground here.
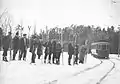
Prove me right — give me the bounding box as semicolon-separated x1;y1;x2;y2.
0;49;120;84
101;54;120;84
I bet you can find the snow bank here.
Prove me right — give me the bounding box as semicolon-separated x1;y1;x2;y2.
0;51;101;84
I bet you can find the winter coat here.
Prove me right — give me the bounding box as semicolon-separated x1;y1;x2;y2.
68;43;74;55
56;43;62;53
37;41;43;55
74;44;79;55
19;37;29;51
52;40;56;53
79;45;87;61
29;39;38;53
48;41;52;54
44;42;49;54
2;35;12;50
12;36;20;49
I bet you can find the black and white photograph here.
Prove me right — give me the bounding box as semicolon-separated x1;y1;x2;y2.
0;0;120;84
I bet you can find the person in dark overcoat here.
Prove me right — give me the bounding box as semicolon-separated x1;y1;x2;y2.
12;32;20;60
48;40;52;64
29;36;38;64
56;42;62;65
2;32;12;62
37;39;43;59
19;34;29;61
68;42;74;65
44;41;49;63
52;39;57;64
73;44;79;65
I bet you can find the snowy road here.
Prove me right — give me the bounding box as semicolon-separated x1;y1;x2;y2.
101;56;120;84
58;59;114;84
0;50;120;84
0;50;101;84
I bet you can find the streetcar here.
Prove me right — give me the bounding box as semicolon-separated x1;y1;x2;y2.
91;41;110;59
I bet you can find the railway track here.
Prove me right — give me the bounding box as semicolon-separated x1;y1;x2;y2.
57;54;117;84
96;59;115;84
73;59;103;76
97;57;120;84
48;54;103;84
49;59;102;84
40;54;103;84
41;55;119;84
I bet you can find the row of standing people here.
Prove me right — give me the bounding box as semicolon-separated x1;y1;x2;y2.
2;32;29;62
29;35;62;65
2;32;44;63
68;42;88;65
1;31;63;65
2;32;88;65
29;38;88;65
30;38;88;65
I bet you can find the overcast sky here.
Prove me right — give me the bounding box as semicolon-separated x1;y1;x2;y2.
0;0;120;33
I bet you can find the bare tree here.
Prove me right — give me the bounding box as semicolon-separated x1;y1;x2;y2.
28;25;31;38
0;9;13;36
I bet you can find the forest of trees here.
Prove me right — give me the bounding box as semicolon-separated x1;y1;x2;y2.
0;24;120;54
40;25;119;53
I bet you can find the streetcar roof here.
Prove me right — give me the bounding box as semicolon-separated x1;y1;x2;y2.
91;42;110;45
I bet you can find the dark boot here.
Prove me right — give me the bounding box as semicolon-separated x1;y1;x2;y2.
18;57;21;60
58;59;60;65
13;55;16;60
68;60;71;65
48;60;51;64
18;54;22;60
12;57;14;60
52;57;55;64
3;56;5;61
23;57;26;61
56;59;58;65
44;60;46;64
38;55;41;59
4;57;8;62
75;62;78;65
79;60;83;64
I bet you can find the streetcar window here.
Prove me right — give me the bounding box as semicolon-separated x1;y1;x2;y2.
97;44;102;50
102;45;107;50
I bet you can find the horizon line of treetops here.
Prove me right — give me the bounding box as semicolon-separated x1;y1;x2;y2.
0;24;120;54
